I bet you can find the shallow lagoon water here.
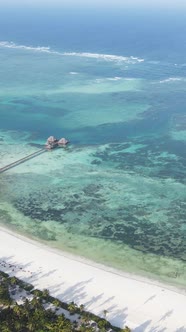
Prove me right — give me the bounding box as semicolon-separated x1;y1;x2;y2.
0;44;186;288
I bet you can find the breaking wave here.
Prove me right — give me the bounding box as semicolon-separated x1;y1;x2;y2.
63;52;144;63
159;77;184;83
95;77;122;83
0;41;144;64
0;41;60;55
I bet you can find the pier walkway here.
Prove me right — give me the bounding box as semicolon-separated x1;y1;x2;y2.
0;148;46;174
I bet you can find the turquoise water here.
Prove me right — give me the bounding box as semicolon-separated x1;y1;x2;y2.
0;9;186;288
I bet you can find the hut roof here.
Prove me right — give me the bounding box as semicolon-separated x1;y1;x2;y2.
58;137;68;144
47;136;58;144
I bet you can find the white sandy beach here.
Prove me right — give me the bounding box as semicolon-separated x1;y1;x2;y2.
0;227;186;332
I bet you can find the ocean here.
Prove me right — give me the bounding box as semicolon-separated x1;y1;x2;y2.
0;6;186;288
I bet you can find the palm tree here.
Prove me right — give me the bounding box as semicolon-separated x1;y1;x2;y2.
1;325;12;332
33;289;41;298
56;314;66;328
53;299;61;307
23;298;30;309
54;314;73;332
14;320;22;331
79;324;86;332
67;301;77;314
9;277;17;286
122;326;131;332
31;295;42;308
42;288;50;300
13;304;22;318
82;313;90;325
103;309;108;318
27;321;36;332
79;304;85;312
0;283;11;305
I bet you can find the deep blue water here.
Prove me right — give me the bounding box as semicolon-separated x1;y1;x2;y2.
1;7;186;62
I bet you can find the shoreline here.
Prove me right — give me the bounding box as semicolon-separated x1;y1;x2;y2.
0;225;185;296
0;225;186;331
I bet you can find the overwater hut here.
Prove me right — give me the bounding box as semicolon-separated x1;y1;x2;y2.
45;136;69;149
45;136;58;149
58;137;69;146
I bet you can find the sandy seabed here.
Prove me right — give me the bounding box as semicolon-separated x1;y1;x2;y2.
0;226;186;332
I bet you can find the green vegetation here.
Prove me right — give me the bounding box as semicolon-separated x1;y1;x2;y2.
0;270;131;332
0;280;12;306
0;300;72;332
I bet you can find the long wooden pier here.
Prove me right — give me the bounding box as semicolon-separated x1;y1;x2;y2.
0;148;46;174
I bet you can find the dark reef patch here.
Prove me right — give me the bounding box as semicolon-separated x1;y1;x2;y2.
9;170;186;262
92;137;186;183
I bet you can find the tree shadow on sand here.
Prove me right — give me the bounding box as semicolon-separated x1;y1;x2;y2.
0;255;130;328
108;306;128;328
133;320;152;332
149;325;167;332
58;279;93;304
0;255;59;286
143;294;157;305
158;310;173;322
175;327;186;332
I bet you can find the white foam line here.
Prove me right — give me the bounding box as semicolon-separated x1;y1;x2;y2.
0;41;60;55
95;77;122;83
63;51;144;63
0;41;144;64
159;77;184;83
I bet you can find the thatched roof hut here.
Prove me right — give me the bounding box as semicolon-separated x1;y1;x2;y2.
45;136;58;149
45;136;69;149
58;138;69;146
46;136;58;144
